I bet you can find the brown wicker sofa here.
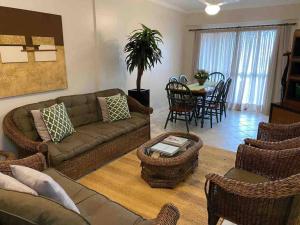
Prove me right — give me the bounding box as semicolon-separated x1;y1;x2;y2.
3;89;153;179
0;153;180;225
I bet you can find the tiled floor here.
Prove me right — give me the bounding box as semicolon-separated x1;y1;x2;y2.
151;108;268;152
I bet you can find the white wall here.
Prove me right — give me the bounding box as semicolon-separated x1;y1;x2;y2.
94;0;185;109
182;3;300;76
0;0;186;151
0;0;97;151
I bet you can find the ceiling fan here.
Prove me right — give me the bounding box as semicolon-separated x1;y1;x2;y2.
198;0;240;15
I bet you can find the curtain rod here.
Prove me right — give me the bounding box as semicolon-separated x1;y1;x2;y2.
189;22;297;32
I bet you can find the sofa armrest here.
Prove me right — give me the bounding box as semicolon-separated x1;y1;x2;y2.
153;204;180;225
3;112;48;155
127;95;153;115
0;153;47;176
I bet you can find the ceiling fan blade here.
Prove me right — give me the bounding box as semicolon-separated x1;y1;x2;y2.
197;0;209;5
220;0;240;5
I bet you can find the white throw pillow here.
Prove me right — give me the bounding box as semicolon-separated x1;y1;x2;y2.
11;165;80;214
0;172;38;195
31;104;57;142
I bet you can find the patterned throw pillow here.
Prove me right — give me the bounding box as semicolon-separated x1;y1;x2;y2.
105;95;131;122
41;103;75;143
97;94;120;122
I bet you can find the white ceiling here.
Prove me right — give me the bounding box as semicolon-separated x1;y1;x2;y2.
148;0;300;13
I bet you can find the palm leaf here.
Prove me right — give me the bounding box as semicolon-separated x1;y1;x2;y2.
124;24;163;89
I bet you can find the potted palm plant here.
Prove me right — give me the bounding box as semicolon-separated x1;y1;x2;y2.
124;24;163;106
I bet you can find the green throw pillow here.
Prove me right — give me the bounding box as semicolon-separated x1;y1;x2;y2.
105;95;131;122
41;103;75;143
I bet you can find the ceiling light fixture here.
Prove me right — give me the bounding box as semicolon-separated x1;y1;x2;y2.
205;4;221;15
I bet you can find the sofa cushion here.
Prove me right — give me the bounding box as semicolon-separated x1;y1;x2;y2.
225;168;269;183
0;188;90;225
44;169;96;204
77;112;149;141
12;100;57;141
47;112;148;166
57;93;99;128
44;169;150;225
47;132;101;166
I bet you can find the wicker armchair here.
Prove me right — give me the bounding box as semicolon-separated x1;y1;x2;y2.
0;153;180;225
256;122;300;141
244;122;300;150
245;136;300;150
205;144;300;225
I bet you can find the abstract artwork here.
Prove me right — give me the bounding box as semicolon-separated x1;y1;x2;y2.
0;6;68;98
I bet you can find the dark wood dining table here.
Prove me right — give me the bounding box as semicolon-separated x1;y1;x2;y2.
187;83;214;128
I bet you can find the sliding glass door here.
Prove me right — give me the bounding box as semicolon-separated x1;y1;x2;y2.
197;29;278;112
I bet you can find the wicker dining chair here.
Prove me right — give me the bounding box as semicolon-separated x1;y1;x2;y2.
219;78;232;121
208;72;225;83
197;80;224;128
178;74;188;84
164;81;197;132
205;144;300;225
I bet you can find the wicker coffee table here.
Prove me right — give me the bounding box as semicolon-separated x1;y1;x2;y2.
137;132;203;188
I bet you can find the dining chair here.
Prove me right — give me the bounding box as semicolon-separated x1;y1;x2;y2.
208;72;225;83
164;81;197;133
198;80;225;128
205;144;300;225
219;78;232;121
169;76;178;82
178;74;188;84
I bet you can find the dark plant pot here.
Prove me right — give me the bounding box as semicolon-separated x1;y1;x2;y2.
197;79;207;85
128;89;150;107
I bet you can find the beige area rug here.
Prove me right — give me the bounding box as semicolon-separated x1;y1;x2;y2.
79;145;236;225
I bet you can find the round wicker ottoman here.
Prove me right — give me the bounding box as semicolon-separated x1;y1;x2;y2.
137;132;203;188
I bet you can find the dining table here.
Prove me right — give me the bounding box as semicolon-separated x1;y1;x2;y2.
187;83;215;128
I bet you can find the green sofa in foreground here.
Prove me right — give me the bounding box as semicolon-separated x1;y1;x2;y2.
0;153;180;225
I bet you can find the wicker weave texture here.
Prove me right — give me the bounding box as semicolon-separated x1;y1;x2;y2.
3;92;153;180
0;153;180;225
257;122;300;141
205;144;300;225
55;125;151;179
137;132;203;188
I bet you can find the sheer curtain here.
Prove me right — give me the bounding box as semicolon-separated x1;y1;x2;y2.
198;31;237;77
229;29;278;113
194;27;289;114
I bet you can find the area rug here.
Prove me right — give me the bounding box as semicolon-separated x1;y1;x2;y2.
79;145;236;225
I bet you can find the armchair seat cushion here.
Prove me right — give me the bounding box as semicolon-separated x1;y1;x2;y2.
225;168;269;183
44;169;151;225
47;112;149;166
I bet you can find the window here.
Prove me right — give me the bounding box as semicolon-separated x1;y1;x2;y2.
197;29;278;112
